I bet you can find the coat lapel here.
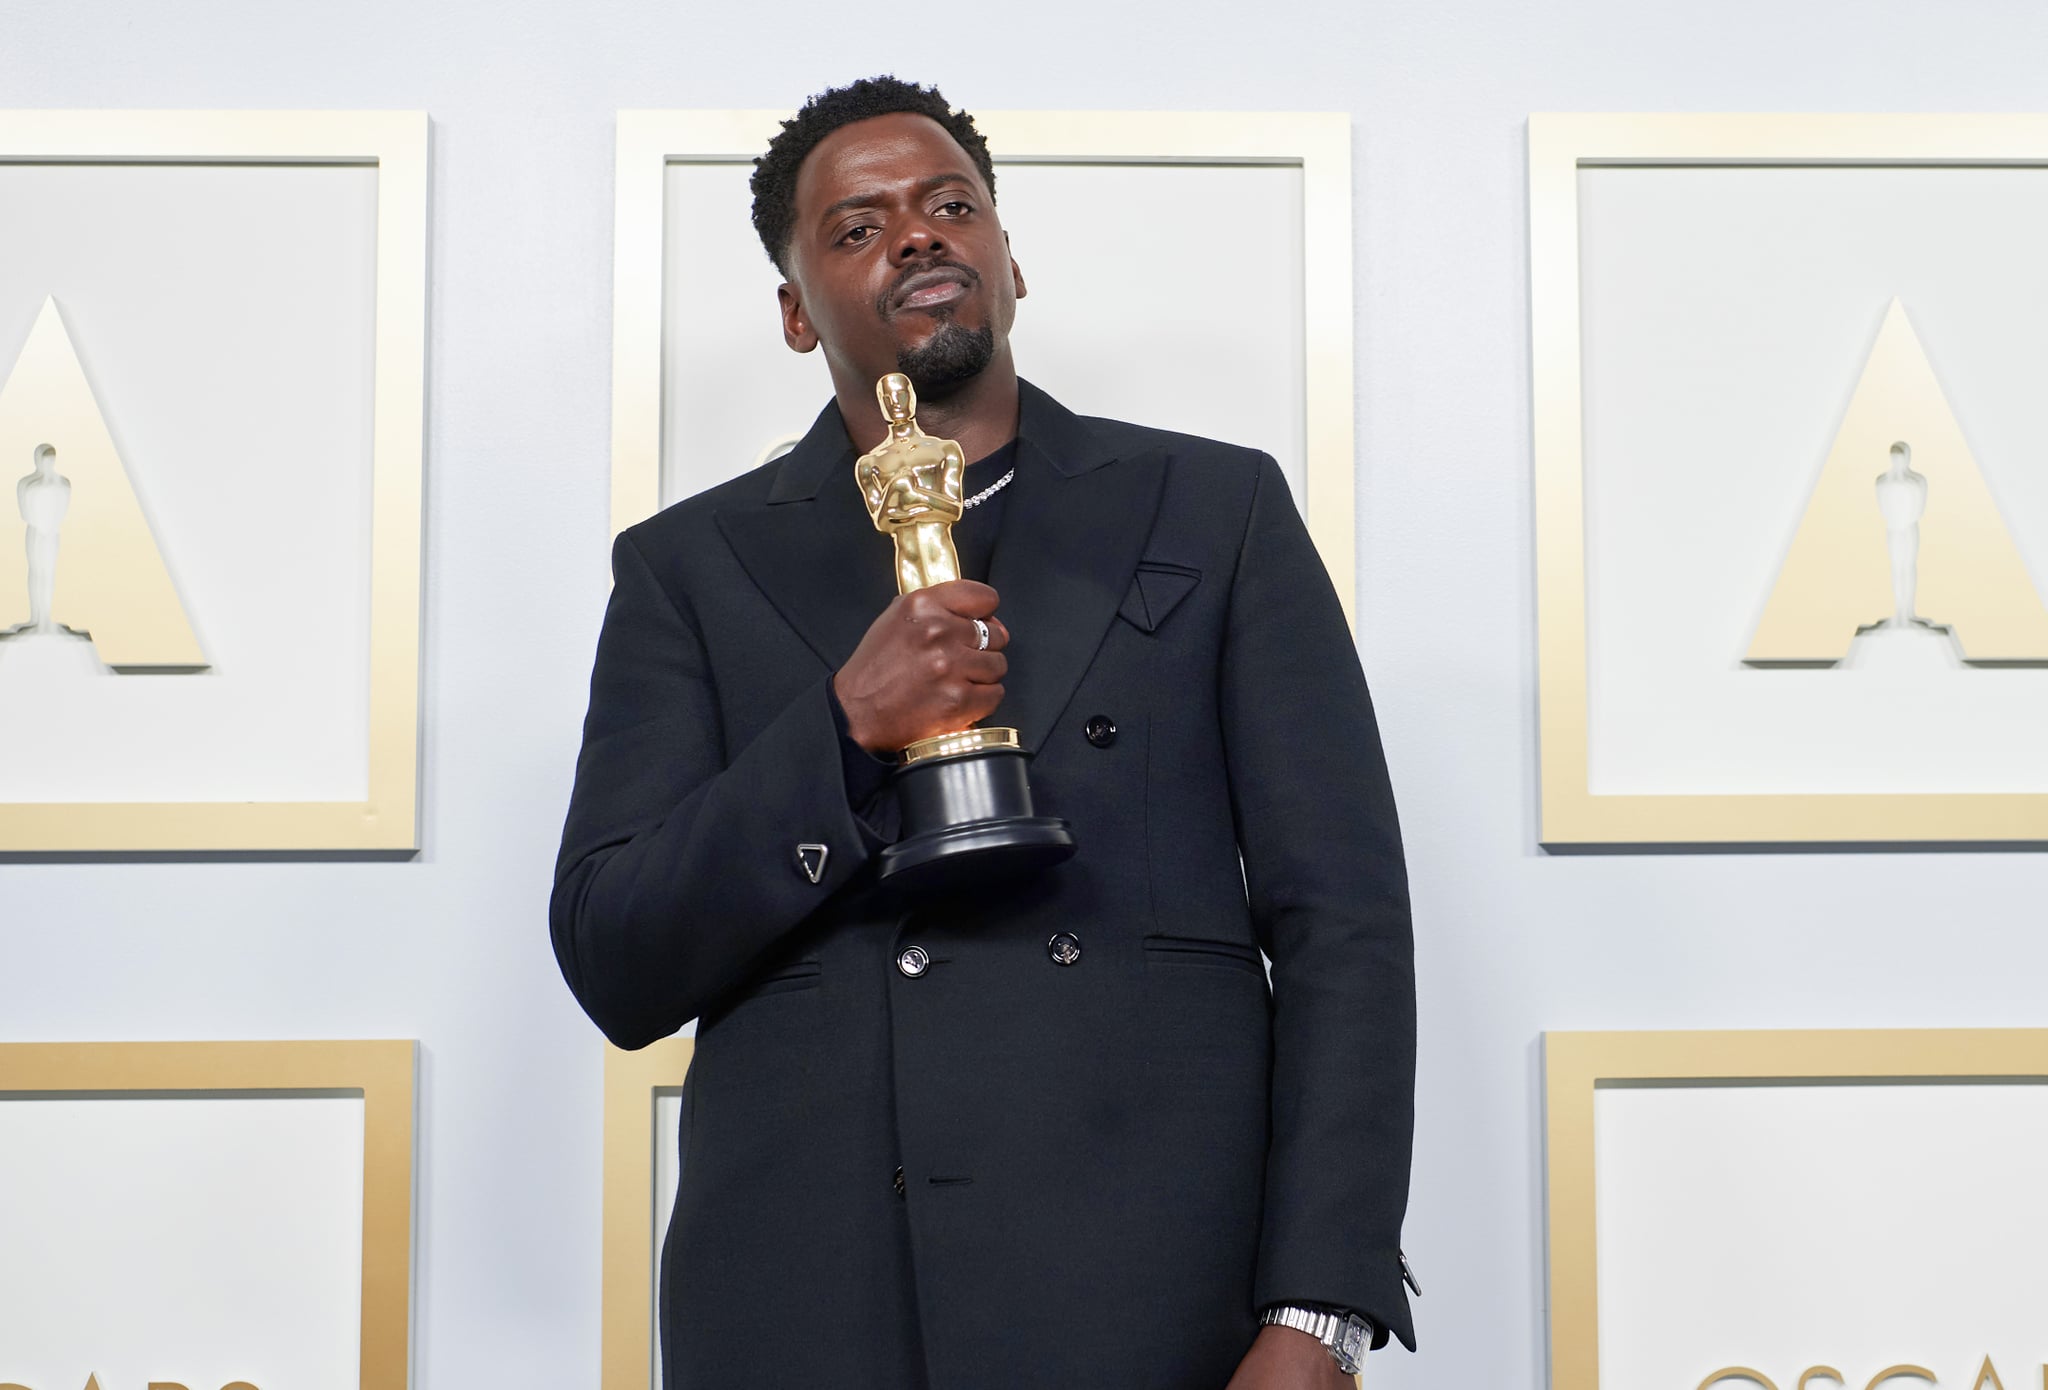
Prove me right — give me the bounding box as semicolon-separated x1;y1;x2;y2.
715;380;1169;751
988;382;1167;753
715;398;900;672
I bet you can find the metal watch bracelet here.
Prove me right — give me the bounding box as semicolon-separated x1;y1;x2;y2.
1259;1303;1374;1375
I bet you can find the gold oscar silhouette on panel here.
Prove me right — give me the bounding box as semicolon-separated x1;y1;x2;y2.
1747;298;2048;665
0;297;206;672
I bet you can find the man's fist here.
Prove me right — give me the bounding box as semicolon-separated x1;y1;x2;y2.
832;579;1009;755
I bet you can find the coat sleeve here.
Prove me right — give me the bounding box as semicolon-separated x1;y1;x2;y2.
1223;455;1418;1351
549;526;887;1050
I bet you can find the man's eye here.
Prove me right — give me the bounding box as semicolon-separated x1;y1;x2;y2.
841;225;877;245
936;200;972;217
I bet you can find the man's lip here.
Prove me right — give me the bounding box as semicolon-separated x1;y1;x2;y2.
900;280;970;311
891;267;974;312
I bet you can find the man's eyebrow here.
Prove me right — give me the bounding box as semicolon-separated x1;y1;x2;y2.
914;172;977;199
815;173;980;229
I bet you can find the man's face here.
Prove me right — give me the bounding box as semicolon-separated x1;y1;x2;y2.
778;112;1025;402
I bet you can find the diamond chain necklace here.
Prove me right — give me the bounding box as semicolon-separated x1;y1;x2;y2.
962;467;1015;510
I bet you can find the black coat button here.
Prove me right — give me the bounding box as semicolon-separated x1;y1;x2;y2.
1048;931;1082;966
1084;715;1117;748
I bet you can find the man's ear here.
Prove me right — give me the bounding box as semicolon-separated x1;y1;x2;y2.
778;282;819;353
1007;232;1028;301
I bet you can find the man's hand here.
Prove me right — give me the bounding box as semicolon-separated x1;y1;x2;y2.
1224;1325;1359;1390
832;579;1009;754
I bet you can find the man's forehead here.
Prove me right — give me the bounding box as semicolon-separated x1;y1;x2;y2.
795;112;987;212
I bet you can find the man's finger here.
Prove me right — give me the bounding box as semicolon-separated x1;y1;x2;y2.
956;613;1008;655
962;683;1005;724
959;651;1008;685
927;578;1000;618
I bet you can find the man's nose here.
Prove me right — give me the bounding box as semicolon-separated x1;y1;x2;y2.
895;216;945;260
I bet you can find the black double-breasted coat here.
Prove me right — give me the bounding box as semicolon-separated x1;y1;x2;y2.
551;380;1416;1389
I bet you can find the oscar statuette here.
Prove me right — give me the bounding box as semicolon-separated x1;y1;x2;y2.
856;372;1076;891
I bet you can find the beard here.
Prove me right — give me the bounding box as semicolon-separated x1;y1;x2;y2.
895;319;995;402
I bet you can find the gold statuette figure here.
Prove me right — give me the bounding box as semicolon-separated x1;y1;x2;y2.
852;372;1074;892
856;373;967;595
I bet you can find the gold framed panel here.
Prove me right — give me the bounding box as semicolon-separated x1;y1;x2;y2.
0;111;427;852
1531;114;2048;846
0;1038;417;1387
1544;1027;2048;1390
601;1036;694;1390
609;109;1358;627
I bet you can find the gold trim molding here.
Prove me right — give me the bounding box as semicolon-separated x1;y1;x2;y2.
0;1038;417;1388
0;110;428;852
1530;113;2048;846
602;1036;694;1390
609;109;1358;628
1544;1027;2048;1390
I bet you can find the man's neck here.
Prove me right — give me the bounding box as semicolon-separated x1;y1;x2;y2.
836;358;1020;464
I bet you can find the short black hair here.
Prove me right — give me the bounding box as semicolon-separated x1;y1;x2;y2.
750;76;997;278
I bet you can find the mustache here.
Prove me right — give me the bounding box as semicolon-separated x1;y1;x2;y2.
879;258;982;317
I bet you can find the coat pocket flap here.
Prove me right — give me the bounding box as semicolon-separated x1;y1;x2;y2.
1116;561;1202;633
1141;932;1266;974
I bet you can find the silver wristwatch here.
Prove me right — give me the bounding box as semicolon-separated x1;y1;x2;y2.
1260;1303;1374;1375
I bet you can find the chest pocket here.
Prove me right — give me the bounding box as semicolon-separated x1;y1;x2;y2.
1115;561;1201;633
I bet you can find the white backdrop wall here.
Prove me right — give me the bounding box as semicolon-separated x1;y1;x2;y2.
4;2;2048;1386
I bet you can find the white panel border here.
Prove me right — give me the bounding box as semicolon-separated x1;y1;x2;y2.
1531;113;2048;846
0;111;427;853
1543;1028;2048;1390
609;109;1357;627
0;1038;417;1388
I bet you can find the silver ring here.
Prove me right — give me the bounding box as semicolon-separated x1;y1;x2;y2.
972;618;990;651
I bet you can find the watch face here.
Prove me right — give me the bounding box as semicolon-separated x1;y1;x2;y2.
1334;1316;1369;1372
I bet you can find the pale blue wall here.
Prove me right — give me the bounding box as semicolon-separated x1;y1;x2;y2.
5;2;2048;1385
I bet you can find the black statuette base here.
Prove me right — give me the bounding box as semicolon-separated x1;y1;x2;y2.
876;745;1075;894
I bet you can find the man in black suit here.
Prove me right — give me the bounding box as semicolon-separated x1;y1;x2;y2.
552;77;1416;1389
